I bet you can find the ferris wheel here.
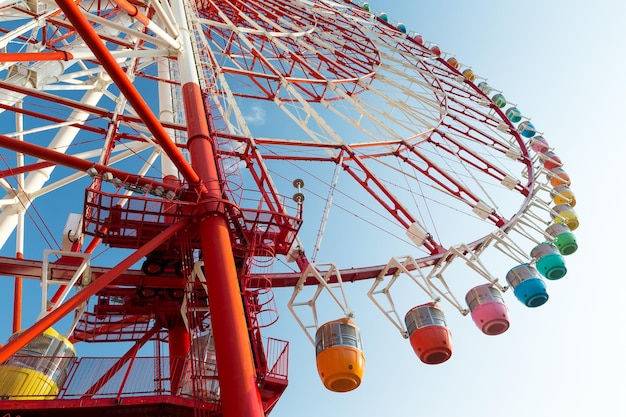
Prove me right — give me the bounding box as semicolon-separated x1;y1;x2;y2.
0;0;578;416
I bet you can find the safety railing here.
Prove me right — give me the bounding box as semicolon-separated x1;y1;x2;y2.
0;338;289;402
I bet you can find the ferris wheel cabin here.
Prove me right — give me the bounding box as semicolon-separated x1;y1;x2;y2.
404;303;453;365
315;318;366;393
0;328;76;400
465;284;510;336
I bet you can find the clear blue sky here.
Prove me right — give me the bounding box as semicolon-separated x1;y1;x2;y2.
268;1;626;417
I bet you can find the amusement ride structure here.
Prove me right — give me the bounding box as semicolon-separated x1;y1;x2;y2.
0;0;579;416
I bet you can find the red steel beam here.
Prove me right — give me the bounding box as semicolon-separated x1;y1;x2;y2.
82;325;160;398
167;323;190;394
12;252;23;333
0;161;56;179
183;74;265;417
53;0;203;193
0;133;177;192
0;219;189;363
0;51;74;62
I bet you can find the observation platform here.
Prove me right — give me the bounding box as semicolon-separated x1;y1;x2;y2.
82;187;303;258
0;339;289;417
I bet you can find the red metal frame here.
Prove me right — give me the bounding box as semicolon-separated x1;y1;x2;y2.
0;219;189;363
0;2;542;417
0;337;289;415
53;0;202;192
36;2;272;415
195;0;380;102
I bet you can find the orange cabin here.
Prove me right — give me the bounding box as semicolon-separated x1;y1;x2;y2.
447;57;459;69
315;318;365;393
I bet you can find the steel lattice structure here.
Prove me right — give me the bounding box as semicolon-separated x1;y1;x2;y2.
0;1;578;416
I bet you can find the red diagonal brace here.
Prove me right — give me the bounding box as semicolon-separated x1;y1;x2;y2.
82;325;161;398
0;219;189;363
53;0;204;194
0;133;178;193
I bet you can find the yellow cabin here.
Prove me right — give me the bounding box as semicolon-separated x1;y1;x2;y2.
0;328;76;400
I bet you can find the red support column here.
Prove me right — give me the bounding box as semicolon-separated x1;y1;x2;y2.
12;252;22;333
182;80;265;416
168;323;190;394
199;215;264;417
